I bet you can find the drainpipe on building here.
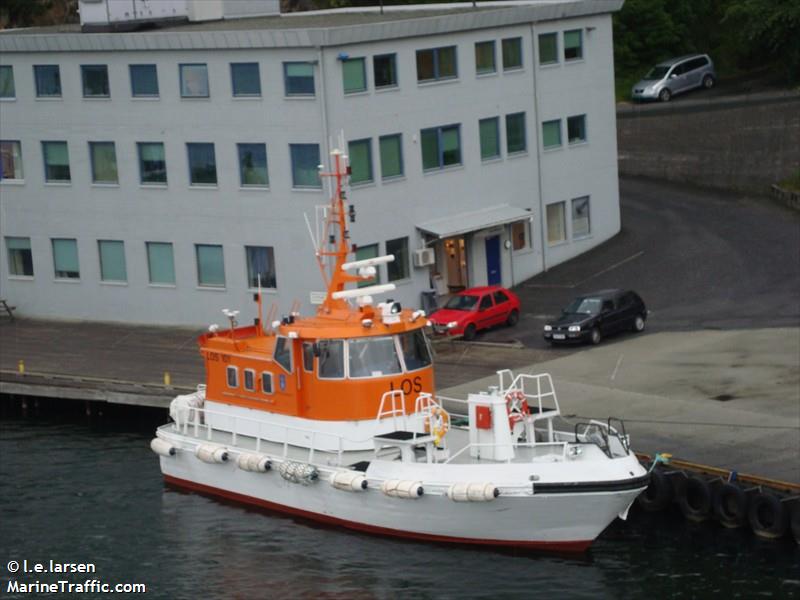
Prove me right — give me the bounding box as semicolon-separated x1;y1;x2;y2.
317;46;331;180
508;223;515;287
529;23;547;274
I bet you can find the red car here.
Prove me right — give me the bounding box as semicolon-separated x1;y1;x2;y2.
429;286;521;341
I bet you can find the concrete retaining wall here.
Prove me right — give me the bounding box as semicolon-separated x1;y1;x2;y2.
617;91;800;194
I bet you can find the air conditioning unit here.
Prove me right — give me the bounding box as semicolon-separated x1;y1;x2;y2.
413;248;435;268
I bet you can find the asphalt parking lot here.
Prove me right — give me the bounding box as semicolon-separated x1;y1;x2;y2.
477;176;800;348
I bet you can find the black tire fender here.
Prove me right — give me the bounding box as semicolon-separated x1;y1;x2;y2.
636;469;673;512
748;492;789;539
678;475;714;522
712;482;749;528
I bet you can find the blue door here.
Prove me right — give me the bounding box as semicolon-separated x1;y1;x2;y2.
485;236;501;285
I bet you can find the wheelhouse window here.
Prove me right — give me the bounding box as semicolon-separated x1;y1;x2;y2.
475;41;496;75
274;337;292;372
137;142;167;184
348;336;401;378
342;57;367;94
284;62;315;96
302;342;314;372
538;33;558;65
226;366;238;388
416;46;457;82
81;65;110;98
421;124;461;170
317;339;343;379
0;66;15;99
231;62;261;97
243;369;255;392
502;37;523;70
261;372;274;394
6;237;33;277
399;330;432;371
180;64;209;98
373;53;397;89
130;64;158;97
1;140;24;180
564;30;583;61
52;238;79;279
34;65;61;97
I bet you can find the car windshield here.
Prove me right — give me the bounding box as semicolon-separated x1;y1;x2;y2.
445;294;479;311
564;297;603;315
643;66;670;80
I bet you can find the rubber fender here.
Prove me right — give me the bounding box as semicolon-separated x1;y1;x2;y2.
636;470;671;512
748;492;788;539
712;482;749;528
150;438;176;458
677;475;714;522
195;444;228;464
790;500;800;545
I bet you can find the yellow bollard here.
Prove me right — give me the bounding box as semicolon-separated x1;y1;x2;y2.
18;359;25;374
163;371;171;387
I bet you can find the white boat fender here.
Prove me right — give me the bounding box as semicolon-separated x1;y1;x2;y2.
381;479;423;499
150;438;176;457
330;471;368;492
278;460;318;485
446;482;499;502
236;453;272;473
195;444;229;464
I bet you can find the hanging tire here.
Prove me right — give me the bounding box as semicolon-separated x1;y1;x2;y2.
636;469;672;512
748;492;788;539
712;482;749;528
678;476;714;522
790;501;800;545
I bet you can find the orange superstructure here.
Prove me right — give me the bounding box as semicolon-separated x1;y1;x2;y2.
198;149;435;422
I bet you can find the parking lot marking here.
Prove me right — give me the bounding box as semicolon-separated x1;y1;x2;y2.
524;250;645;289
611;354;624;381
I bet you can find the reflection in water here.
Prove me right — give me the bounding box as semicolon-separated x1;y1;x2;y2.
0;409;797;600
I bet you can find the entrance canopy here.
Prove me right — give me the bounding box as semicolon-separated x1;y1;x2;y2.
416;204;531;239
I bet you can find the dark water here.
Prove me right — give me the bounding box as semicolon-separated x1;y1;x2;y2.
1;403;798;600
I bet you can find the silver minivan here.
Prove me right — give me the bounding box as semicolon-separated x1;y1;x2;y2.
631;54;716;102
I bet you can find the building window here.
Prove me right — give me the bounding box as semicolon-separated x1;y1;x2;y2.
226;366;238;388
342;57;367;94
137;142;166;185
230;62;261;97
572;196;591;238
0;141;23;180
98;240;127;282
512;221;529;251
505;112;526;154
502;37;523;70
416;46;457;82
42;141;70;182
421;125;461;170
283;62;315;96
129;64;159;97
52;238;79;279
567;114;587;144
379;134;403;179
6;237;33;277
34;65;61;97
373;53;397;88
542;120;562;149
245;245;277;289
180;64;209;98
237;143;268;187
186;143;217;185
289;143;321;188
475;41;496;75
538;33;558;65
479;117;500;161
546;202;566;245
386;237;409;282
195;244;225;288
261;372;273;394
355;244;380;288
81;65;109;98
243;369;255;392
146;242;175;285
348;138;373;185
0;65;15;99
564;29;583;61
89;142;118;184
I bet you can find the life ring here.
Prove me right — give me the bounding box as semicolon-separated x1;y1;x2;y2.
712;482;749;528
636;469;673;512
748;492;788;539
505;390;529;428
430;406;450;446
677;475;714;522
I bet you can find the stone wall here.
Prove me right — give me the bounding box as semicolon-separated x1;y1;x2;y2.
617;91;800;194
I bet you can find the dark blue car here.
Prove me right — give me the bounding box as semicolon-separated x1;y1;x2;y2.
543;289;647;345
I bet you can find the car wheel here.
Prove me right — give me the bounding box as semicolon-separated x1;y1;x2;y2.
702;74;715;89
590;327;602;345
463;324;477;341
506;309;519;327
659;88;672;102
633;314;646;332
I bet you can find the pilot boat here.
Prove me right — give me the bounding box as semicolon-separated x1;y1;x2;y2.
152;147;649;552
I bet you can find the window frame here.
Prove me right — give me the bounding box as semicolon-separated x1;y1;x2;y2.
567;114;587;145
129;64;159;98
88;141;118;184
474;40;496;75
420;124;462;171
564;29;584;62
479;117;501;161
0;140;24;181
274;336;293;373
0;65;15;99
289;143;322;189
416;46;458;83
226;366;239;388
245;245;277;290
237;143;269;188
51;237;80;280
571;195;591;239
505;112;527;154
34;65;62;98
179;63;210;99
538;33;559;66
195;243;226;288
97;239;127;283
386;237;409;282
137;142;167;185
186;142;217;186
373;53;398;89
81;65;110;98
546;201;567;246
542;119;562;150
511;220;530;252
502;37;523;71
145;241;176;286
261;371;274;395
283;62;315;97
41;141;71;183
230;62;262;98
347;138;373;185
342;57;367;94
243;368;256;392
317;339;345;380
5;236;34;278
